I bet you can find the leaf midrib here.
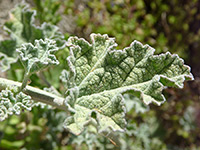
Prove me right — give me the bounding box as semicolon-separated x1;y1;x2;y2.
77;43;113;88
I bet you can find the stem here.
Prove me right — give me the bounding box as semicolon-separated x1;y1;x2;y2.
0;77;67;111
20;73;30;91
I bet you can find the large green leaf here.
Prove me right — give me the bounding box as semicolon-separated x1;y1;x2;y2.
63;33;193;135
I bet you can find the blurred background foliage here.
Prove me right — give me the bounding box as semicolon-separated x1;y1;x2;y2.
0;0;200;149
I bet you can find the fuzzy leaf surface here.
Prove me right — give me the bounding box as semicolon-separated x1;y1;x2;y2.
63;33;193;135
0;2;65;71
0;89;34;121
17;38;59;75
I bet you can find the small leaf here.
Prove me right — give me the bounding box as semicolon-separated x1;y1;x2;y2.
40;23;65;49
64;33;193;135
0;40;17;71
0;89;34;121
4;2;65;48
17;38;59;75
0;2;65;72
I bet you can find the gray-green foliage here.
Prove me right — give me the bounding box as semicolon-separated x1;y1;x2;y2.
63;33;193;135
0;2;195;149
17;38;59;75
70;119;166;150
0;2;64;72
0;2;65;123
0;88;33;121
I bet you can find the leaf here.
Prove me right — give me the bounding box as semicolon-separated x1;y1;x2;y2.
4;2;65;48
0;2;65;72
16;38;59;75
63;33;193;135
123;94;149;113
0;40;18;71
40;23;65;49
71;128;112;150
0;89;35;121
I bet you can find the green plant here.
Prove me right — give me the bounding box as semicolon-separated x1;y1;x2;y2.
0;2;194;150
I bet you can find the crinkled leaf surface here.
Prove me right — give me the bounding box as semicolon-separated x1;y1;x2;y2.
17;38;59;75
63;33;193;135
4;2;65;48
0;88;34;121
0;2;65;71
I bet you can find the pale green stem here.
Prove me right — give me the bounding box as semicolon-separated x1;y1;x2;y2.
20;73;30;91
0;77;67;111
